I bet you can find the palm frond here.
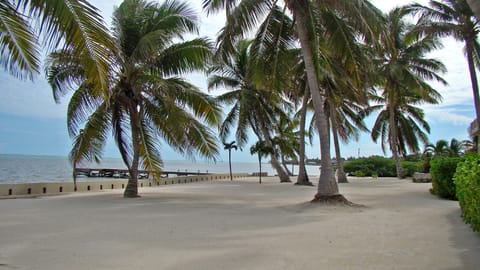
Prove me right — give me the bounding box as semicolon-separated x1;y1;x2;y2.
0;0;39;79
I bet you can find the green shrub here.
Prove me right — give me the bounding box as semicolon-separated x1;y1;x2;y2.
453;155;480;232
344;156;421;177
344;156;395;177
430;157;464;200
400;161;422;177
354;170;366;177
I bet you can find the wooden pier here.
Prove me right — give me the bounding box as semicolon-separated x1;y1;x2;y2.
74;168;211;179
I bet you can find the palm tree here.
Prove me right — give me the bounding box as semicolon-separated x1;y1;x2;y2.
424;139;450;157
370;7;446;178
46;0;220;197
208;39;292;182
1;0;113;96
250;140;275;184
448;138;473;156
413;0;480;125
272;115;303;176
204;0;382;202
223;141;238;181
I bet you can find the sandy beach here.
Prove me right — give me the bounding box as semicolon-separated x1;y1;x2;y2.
0;176;479;270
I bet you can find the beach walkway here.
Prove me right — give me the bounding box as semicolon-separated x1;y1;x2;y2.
0;177;478;270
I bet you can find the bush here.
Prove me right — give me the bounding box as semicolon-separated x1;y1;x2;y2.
453;155;480;232
400;161;422;178
430;157;464;200
344;156;422;177
344;156;395;177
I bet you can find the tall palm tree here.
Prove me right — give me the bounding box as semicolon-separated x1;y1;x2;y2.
208;39;292;182
1;0;113;96
413;0;480;125
46;0;221;197
223;141;237;181
250;140;275;184
370;7;446;178
204;0;382;201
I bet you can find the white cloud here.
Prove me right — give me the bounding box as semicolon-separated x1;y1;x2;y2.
424;106;474;125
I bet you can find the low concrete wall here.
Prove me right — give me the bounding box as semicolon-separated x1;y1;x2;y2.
0;173;249;197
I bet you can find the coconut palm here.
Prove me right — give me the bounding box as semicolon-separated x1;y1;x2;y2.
208;39;292;182
204;0;382;201
272;115;302;176
46;0;220;197
424;139;450;157
1;0;113;96
250;140;275;184
223;141;238;181
448;138;473;156
369;7;446;178
412;0;480;125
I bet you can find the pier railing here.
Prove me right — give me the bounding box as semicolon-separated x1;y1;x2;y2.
0;173;250;197
74;168;211;178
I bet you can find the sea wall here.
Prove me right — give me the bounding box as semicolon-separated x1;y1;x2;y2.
0;173;249;197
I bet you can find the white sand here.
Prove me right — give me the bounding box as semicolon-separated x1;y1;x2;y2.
0;177;479;270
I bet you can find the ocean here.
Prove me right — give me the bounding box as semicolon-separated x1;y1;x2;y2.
0;154;320;184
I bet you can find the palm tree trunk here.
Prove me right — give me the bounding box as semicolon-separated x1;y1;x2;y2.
258;155;262;184
228;149;233;181
296;93;311;185
330;110;348;183
255;107;291;182
72;164;78;192
389;105;403;179
466;40;480;123
467;0;480;19
281;155;293;176
124;103;141;198
289;0;341;200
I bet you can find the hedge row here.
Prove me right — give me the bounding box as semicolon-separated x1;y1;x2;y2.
430;157;464;200
343;156;421;177
453;155;480;232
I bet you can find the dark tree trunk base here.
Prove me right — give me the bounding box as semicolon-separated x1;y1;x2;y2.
311;194;355;206
280;179;292;183
337;178;349;183
294;181;314;186
123;193;141;198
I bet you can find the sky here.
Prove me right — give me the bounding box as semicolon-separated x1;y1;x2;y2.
0;0;475;163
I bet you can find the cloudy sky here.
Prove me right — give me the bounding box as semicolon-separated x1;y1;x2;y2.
0;0;475;162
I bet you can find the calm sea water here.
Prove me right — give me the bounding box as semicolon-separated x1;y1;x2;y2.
0;155;320;184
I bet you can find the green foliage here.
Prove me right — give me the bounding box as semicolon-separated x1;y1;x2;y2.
344;156;422;177
344;156;395;177
453;155;480;232
401;161;422;178
430;157;464;200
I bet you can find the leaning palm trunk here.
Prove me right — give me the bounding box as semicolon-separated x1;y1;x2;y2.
124;103;141;198
466;40;480;124
255;107;291;182
296;92;311;185
289;0;341;200
330;111;348;183
281;155;293;176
